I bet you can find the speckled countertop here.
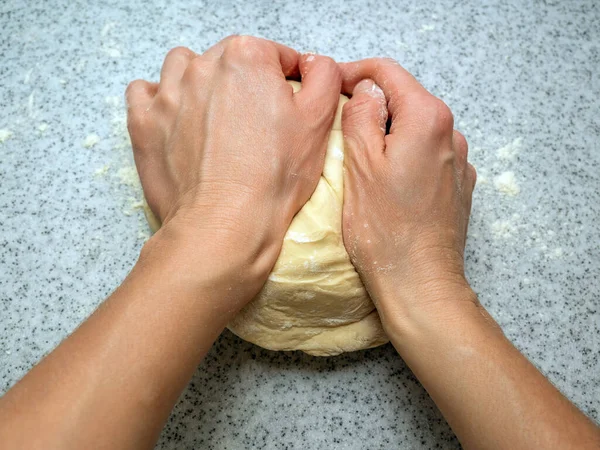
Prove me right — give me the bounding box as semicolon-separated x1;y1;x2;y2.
1;0;599;448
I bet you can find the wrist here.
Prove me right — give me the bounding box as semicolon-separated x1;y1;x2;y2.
376;281;503;352
139;217;278;316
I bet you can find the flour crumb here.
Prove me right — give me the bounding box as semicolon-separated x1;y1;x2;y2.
332;146;344;161
104;96;120;107
5;350;11;355
496;137;522;161
288;231;312;243
24;68;33;84
419;24;436;32
494;171;520;196
27;91;36;118
117;166;141;189
130;199;144;210
492;220;515;239
137;230;150;241
94;164;111;177
83;134;101;148
101;22;116;36
102;47;122;58
0;129;14;143
38;122;49;132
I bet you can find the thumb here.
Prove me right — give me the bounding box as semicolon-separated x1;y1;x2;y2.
342;79;388;169
295;53;342;125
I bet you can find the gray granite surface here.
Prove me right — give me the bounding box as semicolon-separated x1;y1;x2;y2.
1;0;599;448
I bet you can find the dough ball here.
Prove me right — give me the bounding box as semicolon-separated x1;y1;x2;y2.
143;81;388;356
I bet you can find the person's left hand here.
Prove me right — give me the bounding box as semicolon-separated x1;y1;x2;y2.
126;36;341;310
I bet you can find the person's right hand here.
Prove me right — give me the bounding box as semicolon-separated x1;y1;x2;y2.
339;58;478;325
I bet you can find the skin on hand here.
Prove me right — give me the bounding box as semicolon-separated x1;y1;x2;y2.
339;57;600;450
127;36;342;311
339;58;477;324
0;37;344;450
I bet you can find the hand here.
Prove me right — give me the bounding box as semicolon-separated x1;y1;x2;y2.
339;58;477;317
126;36;341;308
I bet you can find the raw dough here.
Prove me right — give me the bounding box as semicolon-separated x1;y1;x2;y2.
144;81;388;356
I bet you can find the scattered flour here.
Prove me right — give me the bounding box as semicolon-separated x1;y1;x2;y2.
496;137;522;161
492;220;516;239
24;68;33;84
287;231;312;243
94;164;111;177
83;134;100;148
104;96;120;108
0;129;13;143
117;166;142;190
102;47;122;58
494;171;520;196
419;24;436;32
332;146;344;161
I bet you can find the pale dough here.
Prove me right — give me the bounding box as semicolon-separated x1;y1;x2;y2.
144;81;388;356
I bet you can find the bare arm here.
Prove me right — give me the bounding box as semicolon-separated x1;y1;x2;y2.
339;58;600;450
0;36;342;449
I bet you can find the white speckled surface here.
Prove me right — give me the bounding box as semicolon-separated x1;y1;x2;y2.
1;0;599;448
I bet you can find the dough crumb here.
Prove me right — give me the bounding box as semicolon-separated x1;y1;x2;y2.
0;129;14;143
496;137;522;161
494;171;520;196
94;164;111;177
38;122;49;132
137;230;150;241
83;134;101;148
117;166;141;189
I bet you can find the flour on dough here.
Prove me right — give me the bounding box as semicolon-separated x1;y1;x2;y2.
143;80;388;356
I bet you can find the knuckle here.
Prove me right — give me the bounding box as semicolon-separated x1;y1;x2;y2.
125;79;146;100
409;93;454;135
166;46;193;60
453;130;469;157
184;57;210;82
376;57;400;68
223;35;264;60
157;87;179;111
468;163;477;183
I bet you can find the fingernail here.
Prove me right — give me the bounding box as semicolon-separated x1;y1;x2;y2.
353;79;375;94
354;79;385;101
302;52;316;62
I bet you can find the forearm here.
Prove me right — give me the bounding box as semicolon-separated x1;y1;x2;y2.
0;231;240;449
381;288;600;450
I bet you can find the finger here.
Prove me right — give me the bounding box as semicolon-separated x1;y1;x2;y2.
463;162;477;243
342;79;387;167
159;46;196;91
125;79;157;110
294;53;341;123
218;35;300;78
467;162;477;190
453;130;469;172
201;34;239;60
339;58;430;134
